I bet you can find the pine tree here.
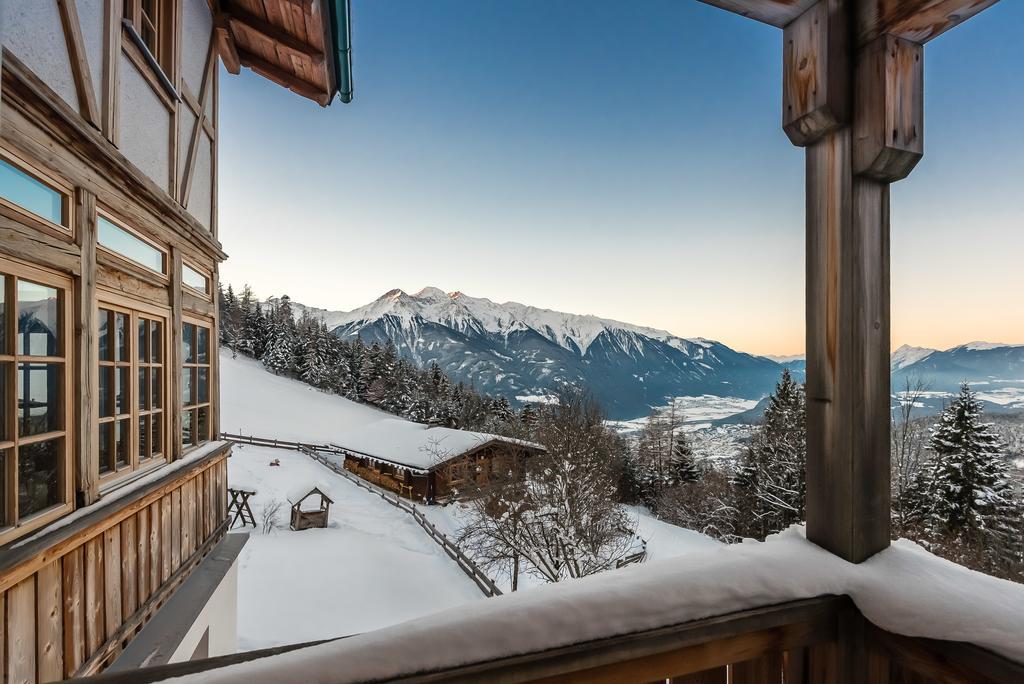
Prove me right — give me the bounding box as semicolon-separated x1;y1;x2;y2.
666;436;700;485
734;369;806;538
913;383;1019;573
262;296;296;375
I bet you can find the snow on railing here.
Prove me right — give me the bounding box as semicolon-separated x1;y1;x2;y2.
221;432;504;597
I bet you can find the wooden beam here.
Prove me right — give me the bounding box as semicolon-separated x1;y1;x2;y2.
238;49;330;105
857;0;1001;45
699;0;1000;44
782;0;849;146
853;35;924;182
57;0;101;128
695;0;817;27
213;15;241;75
224;5;326;64
170;249;184;462
75;188;100;505
180;39;216;206
804;128;892;563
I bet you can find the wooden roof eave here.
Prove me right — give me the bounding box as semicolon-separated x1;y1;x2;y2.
215;0;352;107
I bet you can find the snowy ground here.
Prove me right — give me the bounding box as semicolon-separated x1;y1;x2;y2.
227;445;482;650
419;502;721;592
220;350;723;646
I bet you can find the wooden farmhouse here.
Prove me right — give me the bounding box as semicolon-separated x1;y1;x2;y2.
335;418;545;504
0;0;351;680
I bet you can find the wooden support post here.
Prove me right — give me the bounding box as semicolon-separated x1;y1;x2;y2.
170;248;183;461
804;127;892;563
791;0;927;566
75;188;99;505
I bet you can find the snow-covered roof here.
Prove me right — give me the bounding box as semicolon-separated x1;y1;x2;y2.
167;526;1024;683
286;481;334;505
332;418;544;472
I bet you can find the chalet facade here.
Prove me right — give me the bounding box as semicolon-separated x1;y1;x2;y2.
334;418;544;503
0;1;351;680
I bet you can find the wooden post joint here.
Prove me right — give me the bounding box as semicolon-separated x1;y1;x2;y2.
853;34;925;182
782;0;850;147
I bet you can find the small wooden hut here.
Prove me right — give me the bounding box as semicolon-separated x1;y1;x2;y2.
287;485;334;531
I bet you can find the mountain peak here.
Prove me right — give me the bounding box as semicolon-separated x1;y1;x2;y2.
414;286;449;299
380;288;407;301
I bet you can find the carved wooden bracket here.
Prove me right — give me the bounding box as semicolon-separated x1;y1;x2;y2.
782;0;849;147
854;35;924;182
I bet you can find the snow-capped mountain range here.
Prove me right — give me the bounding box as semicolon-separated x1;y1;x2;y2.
293;287;797;419
272;288;1024;420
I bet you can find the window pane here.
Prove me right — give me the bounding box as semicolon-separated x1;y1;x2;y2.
99;422;113;474
151;321;162;362
98;367;112;419
182;264;208;293
198;367;208;403
139;414;149;460
17;280;59;356
137;319;148;363
152;368;162;409
197;406;209;444
98;309;111;361
197;326;209;363
182;409;193;447
115;312;128;362
97;216;165;273
152;413;163;457
0;274;6;355
0;361;8;442
182;367;193;405
0;450;6;527
18;362;60;436
183;322;195;363
114;366;129;415
115;419;128;468
139;367;149;411
18;438;60;517
0;157;63;225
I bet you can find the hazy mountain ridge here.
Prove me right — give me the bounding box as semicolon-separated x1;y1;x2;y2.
316;288;794;419
273;288;1023;421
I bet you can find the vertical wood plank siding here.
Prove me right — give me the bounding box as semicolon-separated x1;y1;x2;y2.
0;454;228;682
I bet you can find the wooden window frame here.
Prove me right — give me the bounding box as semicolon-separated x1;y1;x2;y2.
0;144;75;240
181;260;211;298
122;0;179;92
96;295;169;489
0;257;74;547
96;209;170;279
181;315;212;452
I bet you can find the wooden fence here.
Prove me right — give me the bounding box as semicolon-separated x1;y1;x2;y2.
221;433;504;597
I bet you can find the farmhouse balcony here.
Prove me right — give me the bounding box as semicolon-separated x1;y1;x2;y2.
81;525;1024;684
0;442;232;681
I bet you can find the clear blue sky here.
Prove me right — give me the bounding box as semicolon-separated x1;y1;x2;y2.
218;1;1023;356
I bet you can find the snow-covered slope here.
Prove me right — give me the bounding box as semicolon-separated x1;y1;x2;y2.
285;287;791;419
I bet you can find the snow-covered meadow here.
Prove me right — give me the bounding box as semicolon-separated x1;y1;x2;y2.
220;351;722;647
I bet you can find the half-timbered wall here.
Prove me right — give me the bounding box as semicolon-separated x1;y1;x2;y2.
0;2;229;680
1;0;219;235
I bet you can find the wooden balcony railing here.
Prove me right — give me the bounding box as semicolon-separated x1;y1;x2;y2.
73;593;1024;684
0;442;230;682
